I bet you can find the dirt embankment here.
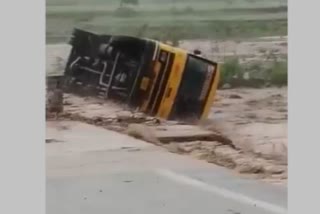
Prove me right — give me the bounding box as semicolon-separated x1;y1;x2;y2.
46;87;287;185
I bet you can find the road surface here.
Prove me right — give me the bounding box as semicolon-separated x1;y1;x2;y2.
46;121;287;214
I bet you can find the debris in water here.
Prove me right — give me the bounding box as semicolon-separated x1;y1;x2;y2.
46;138;63;143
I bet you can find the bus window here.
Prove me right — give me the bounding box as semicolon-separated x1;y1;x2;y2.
170;55;216;121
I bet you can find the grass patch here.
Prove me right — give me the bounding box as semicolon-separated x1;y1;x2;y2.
219;59;287;88
46;4;287;43
46;17;287;43
220;58;243;85
269;61;287;86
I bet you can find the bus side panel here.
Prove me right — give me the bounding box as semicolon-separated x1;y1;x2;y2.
127;40;157;108
156;50;187;119
200;64;220;120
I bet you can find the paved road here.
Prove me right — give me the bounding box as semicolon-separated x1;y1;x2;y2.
46;121;287;214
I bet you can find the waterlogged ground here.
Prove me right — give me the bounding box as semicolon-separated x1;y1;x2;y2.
166;87;287;184
210;87;287;152
46;87;287;185
46;43;287;184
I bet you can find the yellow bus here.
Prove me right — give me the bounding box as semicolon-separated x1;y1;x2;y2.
64;29;220;121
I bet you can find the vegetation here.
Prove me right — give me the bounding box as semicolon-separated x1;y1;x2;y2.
120;0;139;7
219;59;287;88
220;58;243;84
46;0;287;43
269;61;287;86
46;0;288;89
46;16;287;43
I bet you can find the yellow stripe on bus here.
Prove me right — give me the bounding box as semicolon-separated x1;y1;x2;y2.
156;48;187;119
140;60;161;112
140;43;173;113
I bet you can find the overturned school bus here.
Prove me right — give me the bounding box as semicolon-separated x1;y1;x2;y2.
63;29;220;121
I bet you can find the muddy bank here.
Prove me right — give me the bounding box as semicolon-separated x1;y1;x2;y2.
46;87;287;185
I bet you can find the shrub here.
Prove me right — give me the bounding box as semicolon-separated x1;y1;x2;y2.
246;62;269;80
220;58;243;84
269;61;287;86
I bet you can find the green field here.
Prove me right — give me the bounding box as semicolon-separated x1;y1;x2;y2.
47;0;286;9
46;0;287;43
